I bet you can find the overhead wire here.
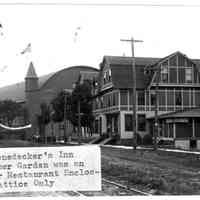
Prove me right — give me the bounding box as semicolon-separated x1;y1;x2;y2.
0;2;199;7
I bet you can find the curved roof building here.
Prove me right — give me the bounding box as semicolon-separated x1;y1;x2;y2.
0;64;99;103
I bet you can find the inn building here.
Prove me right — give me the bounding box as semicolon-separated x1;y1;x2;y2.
93;51;200;149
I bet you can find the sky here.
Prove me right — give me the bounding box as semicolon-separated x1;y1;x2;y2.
0;0;200;87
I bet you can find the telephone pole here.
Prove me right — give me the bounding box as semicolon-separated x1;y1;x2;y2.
154;65;160;150
78;100;81;144
63;92;67;143
120;37;143;150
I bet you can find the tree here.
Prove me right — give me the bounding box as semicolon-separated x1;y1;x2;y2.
0;100;23;126
51;91;72;123
50;81;95;140
71;81;94;135
51;91;72;141
21;107;30;125
37;102;51;143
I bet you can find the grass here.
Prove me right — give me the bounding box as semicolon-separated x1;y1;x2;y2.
0;139;78;148
0;139;33;147
1;139;199;195
101;147;200;195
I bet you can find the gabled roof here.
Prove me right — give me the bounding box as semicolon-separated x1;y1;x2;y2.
102;53;200;90
146;51;200;70
104;56;159;66
102;56;160;89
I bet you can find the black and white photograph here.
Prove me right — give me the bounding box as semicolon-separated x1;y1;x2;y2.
0;0;200;198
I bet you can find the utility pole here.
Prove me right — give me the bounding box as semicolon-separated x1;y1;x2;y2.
120;37;143;150
154;64;160;150
78;100;81;144
63;90;68;143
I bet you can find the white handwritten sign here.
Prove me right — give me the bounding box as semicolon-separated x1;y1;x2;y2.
0;145;101;192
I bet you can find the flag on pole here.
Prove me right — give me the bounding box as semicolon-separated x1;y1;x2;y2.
73;26;82;43
21;43;31;55
0;23;3;36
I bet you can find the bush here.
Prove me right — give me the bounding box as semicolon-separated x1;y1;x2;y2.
142;134;153;145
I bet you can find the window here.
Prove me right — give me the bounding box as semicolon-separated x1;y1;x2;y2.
161;65;168;83
113;92;119;105
112;93;116;106
108;69;111;82
195;91;200;106
125;114;133;131
108;95;111;107
103;73;106;84
150;92;156;106
185;68;192;83
169;56;177;66
183;90;189;106
137;114;146;131
178;55;185;66
120;90;128;105
100;97;103;108
103;69;112;84
137;91;145;105
167;90;174;106
178;68;185;84
175;91;182;106
169;67;177;83
158;91;166;106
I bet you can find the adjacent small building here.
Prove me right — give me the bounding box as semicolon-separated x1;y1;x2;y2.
93;51;200;149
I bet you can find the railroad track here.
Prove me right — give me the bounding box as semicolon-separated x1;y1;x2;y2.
70;178;151;196
0;179;151;197
102;178;151;196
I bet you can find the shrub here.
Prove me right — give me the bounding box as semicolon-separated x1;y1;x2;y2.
142;134;153;145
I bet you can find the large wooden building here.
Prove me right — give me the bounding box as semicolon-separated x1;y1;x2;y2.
93;51;200;149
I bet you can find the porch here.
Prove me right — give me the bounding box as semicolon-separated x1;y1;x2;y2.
147;108;200;150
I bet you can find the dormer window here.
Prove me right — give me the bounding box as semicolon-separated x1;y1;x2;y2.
103;73;106;84
103;69;112;84
108;69;111;81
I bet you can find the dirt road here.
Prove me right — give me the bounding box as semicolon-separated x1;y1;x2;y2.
101;146;200;195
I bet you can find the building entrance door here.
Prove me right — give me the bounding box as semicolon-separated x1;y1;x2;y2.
106;114;119;137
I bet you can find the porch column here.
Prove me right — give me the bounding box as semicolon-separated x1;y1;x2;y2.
112;117;115;133
173;123;176;139
118;112;121;137
101;114;107;134
192;119;195;137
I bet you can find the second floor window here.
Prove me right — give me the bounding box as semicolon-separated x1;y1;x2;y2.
137;91;145;105
120;90;128;105
185;68;192;83
150;92;156;106
161;65;168;83
175;91;182;106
